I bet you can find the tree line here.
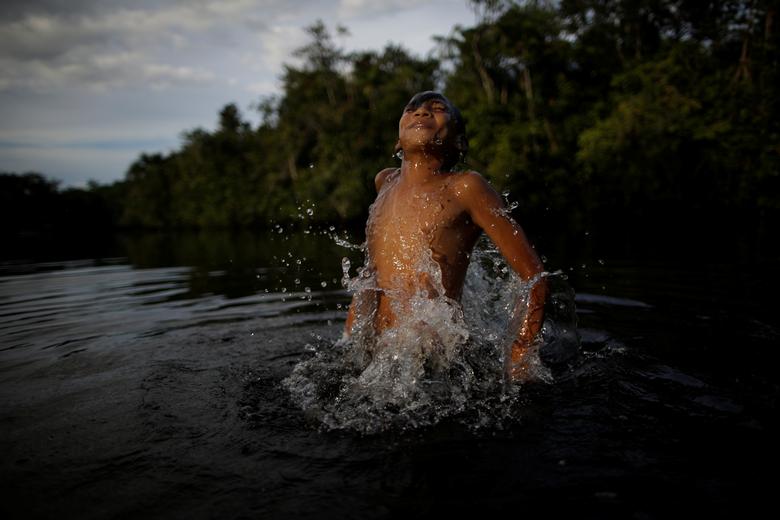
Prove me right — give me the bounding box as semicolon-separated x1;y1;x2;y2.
4;0;778;236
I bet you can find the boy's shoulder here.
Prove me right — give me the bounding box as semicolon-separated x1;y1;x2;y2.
375;167;400;192
447;170;496;199
373;168;495;199
448;169;487;185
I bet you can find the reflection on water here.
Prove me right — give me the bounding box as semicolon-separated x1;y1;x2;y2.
1;229;778;518
0;232;356;361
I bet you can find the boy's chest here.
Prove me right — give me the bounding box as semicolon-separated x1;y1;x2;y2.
370;182;463;236
367;181;476;262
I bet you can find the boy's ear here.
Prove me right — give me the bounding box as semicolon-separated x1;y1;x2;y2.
455;135;468;160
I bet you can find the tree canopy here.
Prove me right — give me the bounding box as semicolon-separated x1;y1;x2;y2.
4;0;778;235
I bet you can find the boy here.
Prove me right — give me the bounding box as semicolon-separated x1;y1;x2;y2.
344;91;547;382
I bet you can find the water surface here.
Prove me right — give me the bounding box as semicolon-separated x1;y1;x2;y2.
1;229;777;518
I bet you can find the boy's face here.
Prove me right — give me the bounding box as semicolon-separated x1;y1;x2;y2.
398;95;457;151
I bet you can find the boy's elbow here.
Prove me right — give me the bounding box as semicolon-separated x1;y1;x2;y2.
515;254;544;280
538;275;549;294
530;246;545;276
522;259;546;294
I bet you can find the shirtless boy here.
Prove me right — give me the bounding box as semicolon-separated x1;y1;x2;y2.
344;91;547;382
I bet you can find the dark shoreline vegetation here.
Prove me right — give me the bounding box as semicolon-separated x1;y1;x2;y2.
2;1;778;252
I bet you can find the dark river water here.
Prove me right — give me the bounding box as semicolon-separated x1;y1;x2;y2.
1;228;778;519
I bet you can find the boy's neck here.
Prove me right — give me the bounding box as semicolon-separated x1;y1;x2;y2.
400;150;448;182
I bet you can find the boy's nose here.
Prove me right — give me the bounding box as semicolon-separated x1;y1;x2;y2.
413;106;431;117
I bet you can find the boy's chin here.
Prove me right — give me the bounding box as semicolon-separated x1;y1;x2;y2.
402;137;448;151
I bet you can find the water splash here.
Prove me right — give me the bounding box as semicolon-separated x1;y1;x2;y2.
284;236;578;434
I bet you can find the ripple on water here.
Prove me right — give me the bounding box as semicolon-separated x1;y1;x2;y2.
0;262;340;363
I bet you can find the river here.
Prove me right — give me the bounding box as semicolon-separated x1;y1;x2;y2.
1;227;778;518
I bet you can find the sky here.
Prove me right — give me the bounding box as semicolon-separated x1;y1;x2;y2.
0;0;477;187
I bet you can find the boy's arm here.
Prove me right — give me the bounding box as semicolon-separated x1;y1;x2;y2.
344;168;396;337
345;300;357;335
454;172;547;380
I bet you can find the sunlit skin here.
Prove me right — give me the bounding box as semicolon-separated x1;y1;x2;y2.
345;92;547;382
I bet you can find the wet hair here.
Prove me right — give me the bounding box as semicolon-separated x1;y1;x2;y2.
399;91;468;170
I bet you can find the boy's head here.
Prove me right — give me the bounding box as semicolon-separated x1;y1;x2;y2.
396;91;468;170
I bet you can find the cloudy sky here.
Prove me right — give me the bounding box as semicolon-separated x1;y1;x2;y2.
0;0;476;187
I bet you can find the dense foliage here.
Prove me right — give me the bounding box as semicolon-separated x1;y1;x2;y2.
4;0;778;234
0;172;124;234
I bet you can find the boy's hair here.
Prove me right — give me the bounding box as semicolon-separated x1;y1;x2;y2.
398;91;468;170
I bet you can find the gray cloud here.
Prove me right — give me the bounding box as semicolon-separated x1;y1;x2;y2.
0;0;474;185
0;0;293;92
338;0;426;18
0;0;106;20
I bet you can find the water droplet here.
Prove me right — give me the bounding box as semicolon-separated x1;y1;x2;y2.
598;259;605;265
321;281;328;288
304;287;311;293
294;278;300;285
306;208;314;216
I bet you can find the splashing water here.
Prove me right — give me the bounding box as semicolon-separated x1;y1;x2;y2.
283;236;578;434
